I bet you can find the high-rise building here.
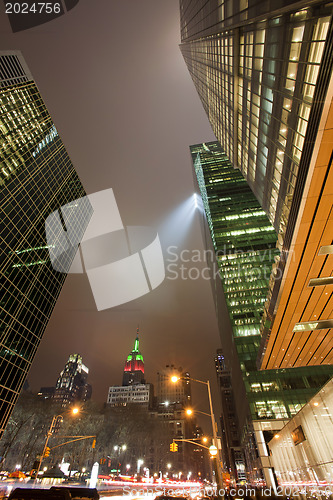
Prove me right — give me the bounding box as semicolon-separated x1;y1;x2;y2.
156;365;191;408
53;354;92;407
153;365;196;477
179;0;333;374
107;329;153;408
215;350;245;483
258;97;333;370
107;384;152;408
0;51;92;437
192;141;333;485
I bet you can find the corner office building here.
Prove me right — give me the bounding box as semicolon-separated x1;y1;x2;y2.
192;142;333;486
0;51;92;437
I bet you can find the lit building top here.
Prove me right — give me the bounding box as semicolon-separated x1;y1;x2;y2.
122;328;145;386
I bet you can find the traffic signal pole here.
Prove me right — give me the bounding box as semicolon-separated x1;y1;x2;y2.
33;414;60;485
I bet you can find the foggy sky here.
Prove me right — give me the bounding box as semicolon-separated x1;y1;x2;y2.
0;0;222;423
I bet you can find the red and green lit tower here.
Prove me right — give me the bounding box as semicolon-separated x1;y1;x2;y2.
122;329;145;386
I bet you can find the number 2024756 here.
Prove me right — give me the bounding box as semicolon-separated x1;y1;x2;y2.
5;3;62;14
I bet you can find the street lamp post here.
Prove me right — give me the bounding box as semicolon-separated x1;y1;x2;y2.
171;376;224;496
113;444;127;474
137;459;144;474
34;407;80;485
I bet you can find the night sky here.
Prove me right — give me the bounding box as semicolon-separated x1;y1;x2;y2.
0;1;223;421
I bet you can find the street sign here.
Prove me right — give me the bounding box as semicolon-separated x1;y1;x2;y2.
209;445;218;456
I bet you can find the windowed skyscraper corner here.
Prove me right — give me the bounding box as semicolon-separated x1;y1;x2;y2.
0;51;92;437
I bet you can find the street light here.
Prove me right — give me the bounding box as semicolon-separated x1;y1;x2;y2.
34;407;80;484
185;408;211;417
171;375;223;494
113;444;127;474
137;459;144;474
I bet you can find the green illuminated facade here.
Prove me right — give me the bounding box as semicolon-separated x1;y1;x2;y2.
0;51;92;437
192;141;333;482
193;141;278;340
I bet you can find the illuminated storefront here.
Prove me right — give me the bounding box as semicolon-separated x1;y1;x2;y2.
269;377;333;495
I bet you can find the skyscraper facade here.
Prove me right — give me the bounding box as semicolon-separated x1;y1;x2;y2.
156;365;191;408
192;141;333;485
0;51;92;437
179;0;333;381
180;0;333;235
53;354;92;407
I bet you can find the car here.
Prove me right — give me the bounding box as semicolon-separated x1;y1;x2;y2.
155;496;190;500
50;488;99;500
8;488;72;500
8;487;99;500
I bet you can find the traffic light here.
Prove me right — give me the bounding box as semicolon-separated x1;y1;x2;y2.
92;439;96;449
169;442;178;452
44;447;51;457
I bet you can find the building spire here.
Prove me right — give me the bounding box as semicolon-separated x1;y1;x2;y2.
134;326;139;352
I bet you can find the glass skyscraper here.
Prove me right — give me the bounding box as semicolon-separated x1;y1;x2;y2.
180;0;333;237
192;141;333;485
0;51;92;437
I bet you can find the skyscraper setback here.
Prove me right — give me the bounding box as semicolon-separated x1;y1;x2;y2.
0;51;92;437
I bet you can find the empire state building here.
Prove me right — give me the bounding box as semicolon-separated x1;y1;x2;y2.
122;329;145;386
107;328;151;408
